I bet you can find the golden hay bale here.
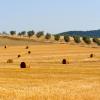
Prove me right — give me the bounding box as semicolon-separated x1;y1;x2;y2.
7;59;13;63
28;51;31;54
20;62;26;68
18;54;21;58
62;59;69;64
25;46;29;49
4;45;7;49
90;54;94;58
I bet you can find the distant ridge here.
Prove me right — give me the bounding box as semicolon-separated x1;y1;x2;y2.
59;30;100;38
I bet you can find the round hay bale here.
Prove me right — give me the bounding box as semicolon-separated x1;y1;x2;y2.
62;59;69;64
20;62;26;68
4;45;7;49
26;46;29;49
18;54;21;58
90;54;94;58
7;59;13;63
28;51;31;54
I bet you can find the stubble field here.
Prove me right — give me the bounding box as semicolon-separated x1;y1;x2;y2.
0;44;100;100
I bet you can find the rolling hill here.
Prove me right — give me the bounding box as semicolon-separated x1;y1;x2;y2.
59;30;100;38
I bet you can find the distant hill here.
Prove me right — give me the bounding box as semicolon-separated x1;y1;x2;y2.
59;30;100;38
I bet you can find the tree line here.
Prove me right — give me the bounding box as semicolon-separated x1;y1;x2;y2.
0;31;100;45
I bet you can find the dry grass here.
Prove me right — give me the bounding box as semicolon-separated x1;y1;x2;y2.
0;44;99;100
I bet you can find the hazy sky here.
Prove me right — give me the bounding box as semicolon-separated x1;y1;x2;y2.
0;0;100;33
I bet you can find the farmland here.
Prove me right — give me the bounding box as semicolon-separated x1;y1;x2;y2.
0;37;100;100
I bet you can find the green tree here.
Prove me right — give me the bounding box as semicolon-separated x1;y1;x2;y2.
64;35;70;42
73;36;81;43
36;31;44;38
2;31;8;35
27;30;35;38
18;32;22;37
10;31;16;36
93;38;100;46
20;31;26;36
45;33;51;40
54;34;60;41
83;37;91;44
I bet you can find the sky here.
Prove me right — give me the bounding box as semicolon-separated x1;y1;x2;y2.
0;0;100;33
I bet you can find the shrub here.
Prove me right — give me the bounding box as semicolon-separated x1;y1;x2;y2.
20;62;26;68
36;31;44;38
54;35;60;41
64;35;70;42
73;36;81;43
83;37;91;44
45;33;51;40
7;59;13;63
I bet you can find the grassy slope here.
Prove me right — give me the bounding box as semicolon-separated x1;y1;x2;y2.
0;36;46;46
0;35;99;46
0;44;100;100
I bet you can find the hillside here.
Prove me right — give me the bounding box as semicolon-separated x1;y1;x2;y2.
59;30;100;38
0;35;99;46
0;36;53;46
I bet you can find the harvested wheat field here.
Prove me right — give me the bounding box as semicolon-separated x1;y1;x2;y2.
0;43;100;100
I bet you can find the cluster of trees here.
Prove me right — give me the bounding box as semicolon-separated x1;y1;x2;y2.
10;31;35;38
53;34;100;46
2;31;51;39
73;36;100;45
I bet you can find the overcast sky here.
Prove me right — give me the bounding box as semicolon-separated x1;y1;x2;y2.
0;0;100;33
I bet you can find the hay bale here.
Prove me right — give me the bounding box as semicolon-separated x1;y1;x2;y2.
4;45;7;49
7;59;13;63
26;46;29;49
20;62;26;68
62;59;69;64
28;51;31;54
18;54;21;58
90;54;94;58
